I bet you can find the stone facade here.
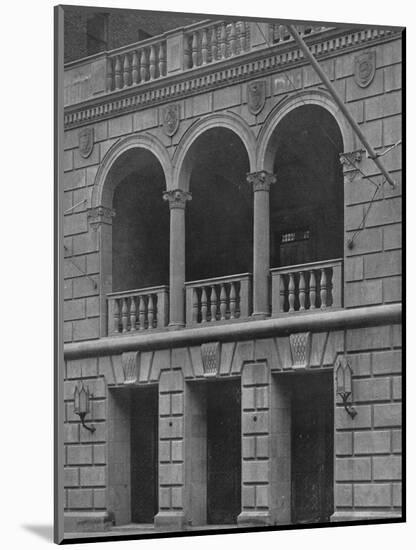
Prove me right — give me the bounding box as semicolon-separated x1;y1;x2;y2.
61;18;403;534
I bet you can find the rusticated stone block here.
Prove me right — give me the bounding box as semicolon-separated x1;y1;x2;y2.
67;357;98;379
159;416;183;439
256;436;270;459
64;467;79;487
392;483;402;507
354;483;391;507
345;256;364;282
346;326;391;352
346;227;382;256
335;405;371;430
335;484;353;507
383;277;402;303
133;108;158;131
335;457;371;481
242;460;269;483
392;429;402;453
242;485;256;508
159;440;171;463
108;113;133;137
93;444;106;465
384;64;402;92
64;169;86;191
256;485;269;508
64;423;79;444
366;197;402;228
67;445;93;465
242;437;256;459
352;377;390;402
171;393;183;415
171;440;183;462
242;411;269;435
213;85;241;110
364;250;402;279
159;487;171;509
93;488;106;509
345;280;382;307
64;299;86;322
383;115;402;146
392;376;402;400
67;488;93;509
373;456;402;480
373;403;401;428
336;431;353;456
354;430;390;455
159;463;183;485
242;362;268;385
171;486;183;509
242;387;256;410
365;90;401;121
80;466;106;486
372;350;402;375
348;353;371;377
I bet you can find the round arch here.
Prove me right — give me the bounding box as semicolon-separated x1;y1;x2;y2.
91;133;173;209
172;112;257;191
256;89;353;173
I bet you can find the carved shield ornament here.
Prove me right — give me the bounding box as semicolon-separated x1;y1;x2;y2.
247;80;266;115
162;104;180;136
354;51;376;88
78;127;94;158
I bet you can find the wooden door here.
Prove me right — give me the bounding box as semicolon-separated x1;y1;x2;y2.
130;387;158;523
207;380;241;524
291;373;333;523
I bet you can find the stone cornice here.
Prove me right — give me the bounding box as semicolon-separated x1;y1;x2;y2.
63;303;401;360
64;27;401;130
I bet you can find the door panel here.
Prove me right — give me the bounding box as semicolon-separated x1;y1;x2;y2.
130;387;158;523
207;380;241;524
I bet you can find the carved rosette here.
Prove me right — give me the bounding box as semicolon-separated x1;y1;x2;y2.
246;171;276;192
339;151;363;183
122;351;139;384
163;189;192;210
201;342;220;377
289;332;311;369
87;206;116;230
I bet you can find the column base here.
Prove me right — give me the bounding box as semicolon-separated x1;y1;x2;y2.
237;511;274;527
330;510;403;522
251;312;270;320
64;511;115;533
154;511;187;531
168;323;185;331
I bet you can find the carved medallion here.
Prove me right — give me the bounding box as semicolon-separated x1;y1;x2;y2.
354;51;376;88
162;104;180;136
247;80;266;115
78;127;94;158
289;332;311;369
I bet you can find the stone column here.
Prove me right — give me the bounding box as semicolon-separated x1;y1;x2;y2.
163;189;192;329
247;171;276;318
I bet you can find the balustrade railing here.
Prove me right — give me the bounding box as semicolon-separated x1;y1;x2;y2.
184;20;250;69
269;23;329;44
106;36;167;92
271;259;342;315
107;285;169;335
185;273;252;326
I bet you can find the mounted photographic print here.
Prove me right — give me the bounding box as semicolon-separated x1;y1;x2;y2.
55;4;404;544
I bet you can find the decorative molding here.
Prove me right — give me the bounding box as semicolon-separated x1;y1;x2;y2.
247;170;276;192
247;80;266;115
78;127;94;158
201;342;220;377
354;51;376;88
64;29;399;129
339;150;363;182
121;351;139;384
87;206;116;230
163;189;192;209
162;103;180;136
289;332;311;368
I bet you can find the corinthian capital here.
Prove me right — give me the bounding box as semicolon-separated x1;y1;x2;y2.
247;171;276;192
163;189;192;210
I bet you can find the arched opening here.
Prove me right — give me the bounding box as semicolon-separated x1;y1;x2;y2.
268;105;344;269
185;127;253;282
107;148;169;292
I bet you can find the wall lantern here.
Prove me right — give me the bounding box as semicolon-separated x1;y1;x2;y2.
74;381;96;433
335;356;357;418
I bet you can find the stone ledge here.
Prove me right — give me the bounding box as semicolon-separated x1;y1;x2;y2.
154;511;187;530
237;511;274;526
330;510;402;522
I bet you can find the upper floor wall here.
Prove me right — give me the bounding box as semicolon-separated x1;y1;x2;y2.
62;22;403;343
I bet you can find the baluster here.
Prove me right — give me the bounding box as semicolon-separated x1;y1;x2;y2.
211;26;218;61
220;284;227;320
320;269;328;309
121;298;128;332
129;296;137;331
309;270;317;310
114;56;122;89
192;288;199;323
123;54;131;87
131;51;139;85
192;32;198;67
158;42;166;76
280;278;286;312
183;36;191;69
229;22;236;55
138;295;146;330
219;23;227;59
140;48;148;82
149;45;156;80
106;57;114;91
288;273;295;312
210;286;217;322
201;29;208;64
148;294;155;328
229;282;237;319
238;21;246;52
201;287;208;322
299;271;306;311
113;298;120;334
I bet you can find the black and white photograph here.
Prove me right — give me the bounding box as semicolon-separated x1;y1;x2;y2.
54;3;404;543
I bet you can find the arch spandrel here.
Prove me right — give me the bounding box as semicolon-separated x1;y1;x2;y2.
256;90;354;173
91;133;173;209
172;112;257;192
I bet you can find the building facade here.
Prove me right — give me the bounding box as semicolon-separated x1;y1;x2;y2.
61;14;403;534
